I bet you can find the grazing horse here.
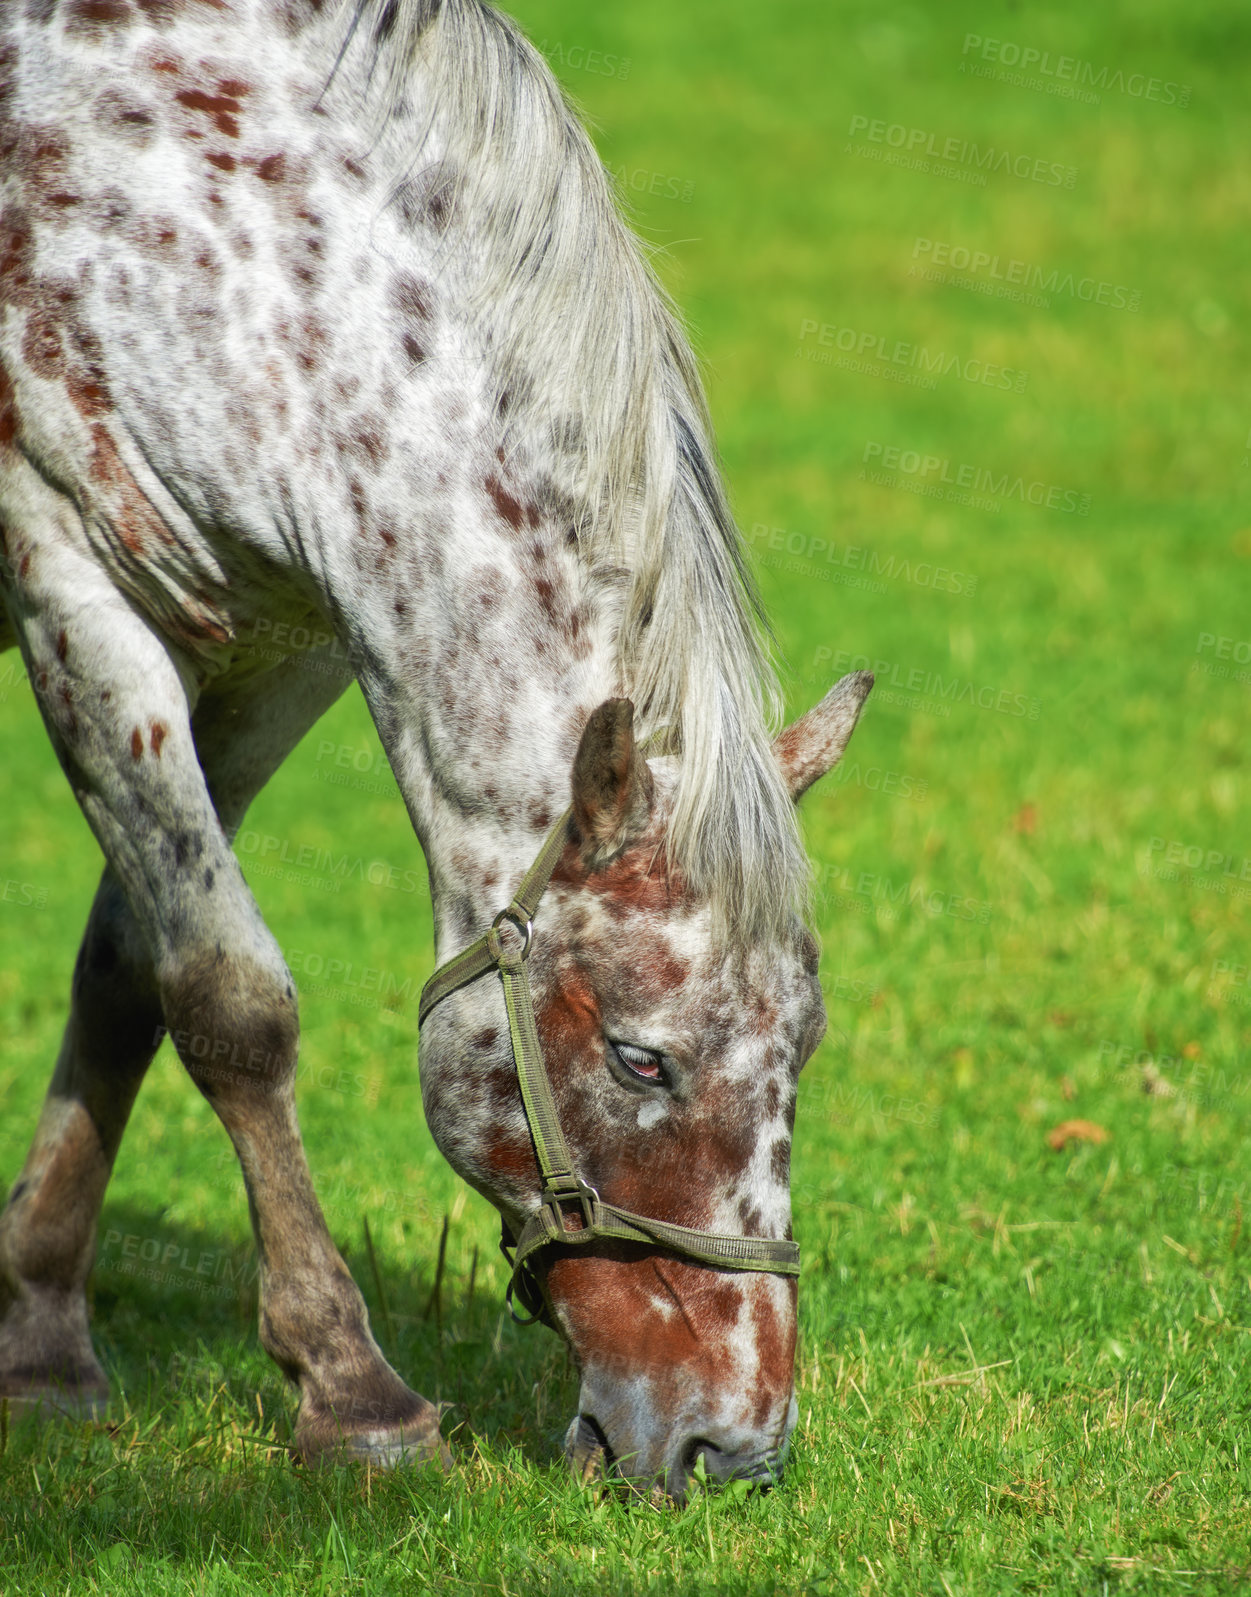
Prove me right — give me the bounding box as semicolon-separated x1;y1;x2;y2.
0;0;872;1501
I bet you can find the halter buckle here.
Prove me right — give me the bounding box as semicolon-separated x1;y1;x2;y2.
490;906;533;959
542;1174;600;1236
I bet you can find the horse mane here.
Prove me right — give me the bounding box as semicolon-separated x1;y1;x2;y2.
341;0;808;942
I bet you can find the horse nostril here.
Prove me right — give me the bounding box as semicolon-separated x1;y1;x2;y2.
566;1413;612;1484
680;1436;785;1492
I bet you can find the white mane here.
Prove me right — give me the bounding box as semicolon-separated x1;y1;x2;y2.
340;0;808;941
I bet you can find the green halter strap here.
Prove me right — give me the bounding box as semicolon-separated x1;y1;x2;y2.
418;810;800;1326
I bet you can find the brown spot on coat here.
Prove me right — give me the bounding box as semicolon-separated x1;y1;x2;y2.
67;0;133;30
0;364;18;447
484;473;524;531
0;210;35;306
87;424;176;552
175;88;241;139
769;1138;790;1184
255;153;285;183
56;630;68;663
130;726;144;760
21;310;62;378
97;91;157;142
57;683;78;736
391;271;432;323
149;721;167;757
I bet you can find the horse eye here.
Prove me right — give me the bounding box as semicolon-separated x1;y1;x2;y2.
611;1040;666;1084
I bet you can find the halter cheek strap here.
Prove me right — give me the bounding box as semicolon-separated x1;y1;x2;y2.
417;810;800;1326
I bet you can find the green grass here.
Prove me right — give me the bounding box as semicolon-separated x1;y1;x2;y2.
3;0;1250;1591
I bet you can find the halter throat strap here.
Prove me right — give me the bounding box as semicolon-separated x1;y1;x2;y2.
417;809;800;1325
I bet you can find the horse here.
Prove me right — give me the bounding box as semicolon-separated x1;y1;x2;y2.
0;0;872;1502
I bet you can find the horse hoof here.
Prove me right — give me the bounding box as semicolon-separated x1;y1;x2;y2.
294;1395;452;1471
0;1375;110;1424
339;1424;454;1471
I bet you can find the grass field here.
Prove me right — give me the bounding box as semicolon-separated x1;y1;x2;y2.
2;0;1250;1591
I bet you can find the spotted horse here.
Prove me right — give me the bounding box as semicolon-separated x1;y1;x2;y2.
0;0;873;1502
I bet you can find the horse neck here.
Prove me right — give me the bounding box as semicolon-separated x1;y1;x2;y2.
274;14;642;955
346;493;623;958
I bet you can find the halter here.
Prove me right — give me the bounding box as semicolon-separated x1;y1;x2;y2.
417;810;801;1326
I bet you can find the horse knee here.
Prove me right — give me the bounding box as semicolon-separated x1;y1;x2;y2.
162;948;299;1109
69;879;162;1079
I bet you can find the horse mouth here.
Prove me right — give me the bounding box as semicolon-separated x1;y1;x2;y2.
564;1414;711;1507
565;1413;611;1484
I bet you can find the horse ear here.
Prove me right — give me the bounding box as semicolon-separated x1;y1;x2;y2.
773;671;874;801
570;698;653;864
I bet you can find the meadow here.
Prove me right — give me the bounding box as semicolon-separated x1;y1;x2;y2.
2;0;1249;1591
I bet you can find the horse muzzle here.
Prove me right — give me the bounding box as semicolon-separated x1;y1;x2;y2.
564;1393;798;1505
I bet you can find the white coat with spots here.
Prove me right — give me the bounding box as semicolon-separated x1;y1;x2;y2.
0;0;872;1499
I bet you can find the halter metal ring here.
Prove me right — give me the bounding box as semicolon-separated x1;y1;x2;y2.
491;906;533;959
543;1176;600;1234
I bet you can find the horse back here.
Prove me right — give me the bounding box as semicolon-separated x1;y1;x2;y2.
0;4;435;672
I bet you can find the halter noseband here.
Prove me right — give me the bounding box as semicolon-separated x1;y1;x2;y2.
417;810;801;1327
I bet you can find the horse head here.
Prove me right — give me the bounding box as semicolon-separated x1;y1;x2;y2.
419;671;872;1502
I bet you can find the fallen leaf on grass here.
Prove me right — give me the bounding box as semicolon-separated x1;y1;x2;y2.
1046;1119;1110;1151
1013;804;1037;834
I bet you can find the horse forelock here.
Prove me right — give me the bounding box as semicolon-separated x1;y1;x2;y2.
341;0;808;946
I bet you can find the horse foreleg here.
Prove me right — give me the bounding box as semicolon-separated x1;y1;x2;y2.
0;482;444;1465
165;935;447;1467
0;869;162;1416
169;660;451;1467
